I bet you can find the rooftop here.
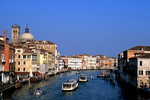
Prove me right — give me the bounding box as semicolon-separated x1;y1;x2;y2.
128;46;150;51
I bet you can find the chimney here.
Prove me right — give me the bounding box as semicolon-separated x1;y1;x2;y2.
3;30;7;44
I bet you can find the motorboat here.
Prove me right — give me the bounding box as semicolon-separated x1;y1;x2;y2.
78;74;88;82
34;88;43;96
62;79;78;91
76;71;80;74
90;76;94;79
97;75;105;78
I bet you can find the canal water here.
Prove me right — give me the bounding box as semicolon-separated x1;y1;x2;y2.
2;70;150;100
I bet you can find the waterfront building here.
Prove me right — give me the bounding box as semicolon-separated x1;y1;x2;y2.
60;56;68;69
83;55;97;69
58;58;65;70
68;57;82;70
75;54;89;69
129;53;150;88
14;46;55;74
65;57;82;70
95;55;117;69
39;49;54;73
61;54;116;70
11;25;58;74
118;46;150;87
14;47;39;72
0;30;15;84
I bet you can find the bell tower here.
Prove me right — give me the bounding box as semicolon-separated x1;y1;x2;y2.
11;25;20;43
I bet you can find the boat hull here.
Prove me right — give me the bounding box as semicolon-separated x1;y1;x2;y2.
78;79;88;82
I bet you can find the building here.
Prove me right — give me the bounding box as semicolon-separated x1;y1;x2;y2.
83;56;97;69
96;55;117;69
118;46;150;87
129;53;150;88
75;54;89;69
11;25;58;74
0;30;15;83
58;58;65;70
12;25;20;44
67;57;82;70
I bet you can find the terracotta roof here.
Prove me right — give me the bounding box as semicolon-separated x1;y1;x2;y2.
134;53;150;58
128;46;150;51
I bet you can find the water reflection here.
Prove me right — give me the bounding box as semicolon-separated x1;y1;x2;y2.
63;91;75;96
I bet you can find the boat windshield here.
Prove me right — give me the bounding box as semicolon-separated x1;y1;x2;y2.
63;84;71;88
80;77;86;80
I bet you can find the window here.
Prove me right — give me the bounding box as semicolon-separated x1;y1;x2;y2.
32;55;37;61
146;71;150;75
17;50;21;52
18;61;20;65
140;61;142;66
18;55;20;58
13;30;17;33
27;55;31;59
23;55;26;59
23;68;25;71
18;68;20;71
139;70;143;75
24;61;26;65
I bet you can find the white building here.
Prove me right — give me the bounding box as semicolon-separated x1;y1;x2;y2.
129;53;150;88
84;56;97;69
68;58;82;70
58;59;65;70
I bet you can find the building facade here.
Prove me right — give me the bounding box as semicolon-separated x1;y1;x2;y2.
129;53;150;88
83;56;97;69
67;57;82;70
0;30;15;83
118;46;150;88
12;25;20;44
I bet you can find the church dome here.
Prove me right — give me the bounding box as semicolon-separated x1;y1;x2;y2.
20;26;34;42
21;33;34;42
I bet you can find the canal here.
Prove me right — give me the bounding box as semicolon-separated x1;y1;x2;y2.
2;70;150;100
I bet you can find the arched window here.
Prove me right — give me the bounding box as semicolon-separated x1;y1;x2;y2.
18;68;20;71
24;61;26;65
23;68;25;71
18;61;20;65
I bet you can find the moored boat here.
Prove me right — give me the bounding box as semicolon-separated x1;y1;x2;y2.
78;74;88;82
76;71;80;74
97;75;105;78
62;79;78;91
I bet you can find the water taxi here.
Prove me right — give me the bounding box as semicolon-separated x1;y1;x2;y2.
78;74;88;82
34;88;43;96
62;79;78;91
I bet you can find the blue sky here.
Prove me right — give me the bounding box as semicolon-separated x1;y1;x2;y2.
0;0;150;57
